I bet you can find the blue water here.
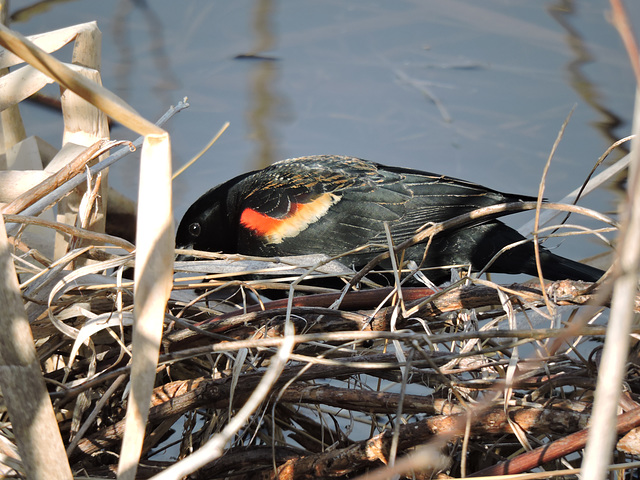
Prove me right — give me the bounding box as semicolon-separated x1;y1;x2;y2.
11;0;637;268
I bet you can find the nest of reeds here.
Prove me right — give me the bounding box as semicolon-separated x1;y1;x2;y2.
1;11;640;480
14;240;640;480
41;256;632;479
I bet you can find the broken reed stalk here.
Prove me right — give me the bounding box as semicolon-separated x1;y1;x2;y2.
0;215;73;480
0;21;180;480
580;4;640;479
2;140;130;215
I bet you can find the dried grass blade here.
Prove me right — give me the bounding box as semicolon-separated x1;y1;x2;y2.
0;64;54;110
519;140;633;235
149;306;296;480
2;140;128;215
0;22;97;69
172;121;230;180
117;134;173;480
582;75;640;480
0;215;73;479
3;214;135;251
533;106;575;313
0;23;162;135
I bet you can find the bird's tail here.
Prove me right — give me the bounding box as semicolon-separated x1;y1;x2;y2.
453;222;605;283
535;250;604;283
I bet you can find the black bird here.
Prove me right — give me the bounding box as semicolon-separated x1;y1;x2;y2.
176;155;603;284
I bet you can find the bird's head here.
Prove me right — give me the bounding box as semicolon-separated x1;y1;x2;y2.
175;183;239;258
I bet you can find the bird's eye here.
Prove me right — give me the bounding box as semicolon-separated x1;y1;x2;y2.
188;222;202;237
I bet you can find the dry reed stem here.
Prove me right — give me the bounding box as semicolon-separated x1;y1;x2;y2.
0;21;175;480
0;24;161;135
120;134;173;480
4;213;135;251
17;260;624;479
0;215;72;479
580;4;640;478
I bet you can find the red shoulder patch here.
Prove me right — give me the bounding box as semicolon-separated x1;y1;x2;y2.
240;207;286;236
240;193;340;244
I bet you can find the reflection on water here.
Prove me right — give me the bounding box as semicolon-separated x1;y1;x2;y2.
11;0;78;23
245;0;282;170
548;0;628;165
112;0;179;108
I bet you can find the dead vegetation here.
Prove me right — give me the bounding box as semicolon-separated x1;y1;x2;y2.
0;4;639;480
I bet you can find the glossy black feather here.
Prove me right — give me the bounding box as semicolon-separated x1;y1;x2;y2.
176;155;603;284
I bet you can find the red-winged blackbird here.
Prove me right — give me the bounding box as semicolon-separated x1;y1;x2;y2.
176;155;604;284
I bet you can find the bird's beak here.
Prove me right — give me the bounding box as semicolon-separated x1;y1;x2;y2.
175;246;194;262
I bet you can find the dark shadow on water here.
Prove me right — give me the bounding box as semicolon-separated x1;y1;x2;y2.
245;0;286;170
548;0;629;162
112;0;180;108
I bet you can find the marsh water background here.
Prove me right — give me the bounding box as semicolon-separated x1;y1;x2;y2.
7;0;638;463
11;0;638;271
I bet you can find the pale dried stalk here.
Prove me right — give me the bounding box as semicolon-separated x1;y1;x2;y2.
0;23;162;135
0;215;72;480
582;57;640;480
0;23;174;480
581;4;640;478
1;140;128;215
118;134;173;480
0;22;98;69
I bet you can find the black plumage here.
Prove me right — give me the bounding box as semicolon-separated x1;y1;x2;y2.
176;155;603;284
